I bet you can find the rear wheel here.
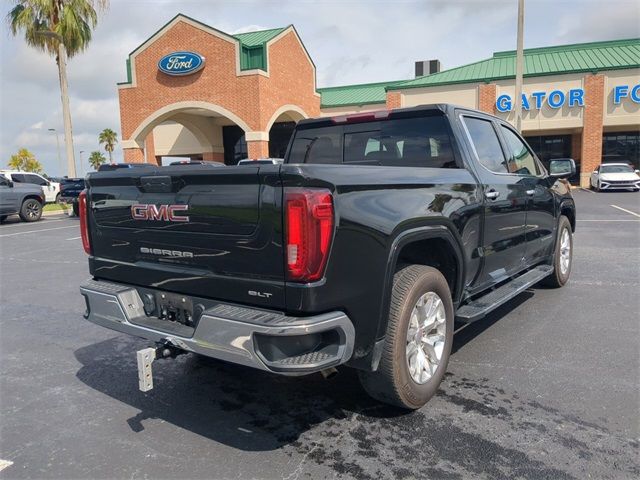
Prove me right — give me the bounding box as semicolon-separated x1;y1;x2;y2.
55;193;61;204
19;198;42;222
358;265;454;409
0;215;7;224
72;201;79;216
542;215;572;288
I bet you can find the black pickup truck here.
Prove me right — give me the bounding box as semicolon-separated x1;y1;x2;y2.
79;104;576;409
59;178;86;215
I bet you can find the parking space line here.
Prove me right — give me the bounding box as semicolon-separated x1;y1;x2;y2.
0;460;13;472
578;219;640;222
610;205;640;218
579;188;596;194
0;225;77;237
66;236;82;240
0;218;70;229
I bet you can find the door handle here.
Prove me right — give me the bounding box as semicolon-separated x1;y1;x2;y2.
485;189;500;200
526;189;536;196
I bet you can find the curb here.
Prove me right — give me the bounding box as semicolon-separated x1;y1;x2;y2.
43;210;73;217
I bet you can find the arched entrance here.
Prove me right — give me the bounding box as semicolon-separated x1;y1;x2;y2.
123;101;253;165
266;106;308;158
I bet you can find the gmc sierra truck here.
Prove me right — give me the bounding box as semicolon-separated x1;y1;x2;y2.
79;104;576;409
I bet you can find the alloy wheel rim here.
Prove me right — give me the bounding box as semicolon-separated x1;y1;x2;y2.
405;291;446;385
559;228;571;275
27;202;39;218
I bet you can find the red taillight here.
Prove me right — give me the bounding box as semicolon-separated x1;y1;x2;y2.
285;188;334;282
78;190;91;255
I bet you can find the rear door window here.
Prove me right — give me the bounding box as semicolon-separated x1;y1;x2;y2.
11;174;26;183
462;117;509;174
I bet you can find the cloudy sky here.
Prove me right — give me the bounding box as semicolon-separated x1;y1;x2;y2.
1;0;638;176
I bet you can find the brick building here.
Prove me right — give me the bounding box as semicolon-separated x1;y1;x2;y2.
118;14;639;186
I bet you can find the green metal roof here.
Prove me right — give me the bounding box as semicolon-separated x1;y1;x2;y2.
388;38;640;91
233;27;286;47
317;80;407;108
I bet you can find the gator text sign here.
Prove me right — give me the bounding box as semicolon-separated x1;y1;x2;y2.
158;51;205;76
496;84;640;112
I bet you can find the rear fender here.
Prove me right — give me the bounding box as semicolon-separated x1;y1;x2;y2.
368;225;465;369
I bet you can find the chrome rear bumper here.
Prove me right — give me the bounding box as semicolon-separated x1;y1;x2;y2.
80;279;354;375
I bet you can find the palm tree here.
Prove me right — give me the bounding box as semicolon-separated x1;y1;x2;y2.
7;0;109;177
8;148;43;173
98;128;118;162
88;150;106;170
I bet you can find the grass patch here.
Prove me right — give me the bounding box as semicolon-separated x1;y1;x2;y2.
43;203;70;212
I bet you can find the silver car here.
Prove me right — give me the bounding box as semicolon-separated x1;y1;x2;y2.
590;163;640;191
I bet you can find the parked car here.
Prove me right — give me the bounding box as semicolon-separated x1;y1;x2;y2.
59;177;86;215
237;158;284;165
0;175;46;223
78;104;576;409
97;163;155;172
590;163;640;191
0;170;60;203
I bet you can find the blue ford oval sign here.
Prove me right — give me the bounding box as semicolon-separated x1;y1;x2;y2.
158;51;205;76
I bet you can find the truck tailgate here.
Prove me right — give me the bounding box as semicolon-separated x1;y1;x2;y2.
85;165;285;308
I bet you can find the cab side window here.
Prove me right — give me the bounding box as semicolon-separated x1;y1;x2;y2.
24;174;47;186
463;117;509;174
500;126;541;176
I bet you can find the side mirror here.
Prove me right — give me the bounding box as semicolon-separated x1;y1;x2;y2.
592;170;598;174
549;158;576;179
8;180;14;188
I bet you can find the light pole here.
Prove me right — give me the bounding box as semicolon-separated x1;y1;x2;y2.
48;128;62;173
80;150;84;175
79;150;85;176
514;0;525;132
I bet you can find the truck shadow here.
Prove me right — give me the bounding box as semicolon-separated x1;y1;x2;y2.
74;336;402;452
73;289;534;453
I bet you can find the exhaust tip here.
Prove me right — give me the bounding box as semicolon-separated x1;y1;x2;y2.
320;367;338;379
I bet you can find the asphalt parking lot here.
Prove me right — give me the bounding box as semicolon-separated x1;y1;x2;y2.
0;190;638;480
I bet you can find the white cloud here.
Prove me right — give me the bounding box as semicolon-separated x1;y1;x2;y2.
232;24;270;34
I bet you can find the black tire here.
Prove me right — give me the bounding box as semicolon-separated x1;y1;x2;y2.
55;193;61;204
72;201;79;216
358;265;454;410
541;215;572;288
0;215;7;224
19;198;43;222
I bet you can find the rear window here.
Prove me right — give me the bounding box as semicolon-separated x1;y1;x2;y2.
289;115;458;168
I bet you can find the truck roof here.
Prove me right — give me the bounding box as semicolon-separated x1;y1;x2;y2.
296;103;503;129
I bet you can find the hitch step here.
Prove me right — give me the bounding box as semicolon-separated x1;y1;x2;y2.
136;347;157;392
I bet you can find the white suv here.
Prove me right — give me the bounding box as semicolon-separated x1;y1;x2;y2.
0;170;60;203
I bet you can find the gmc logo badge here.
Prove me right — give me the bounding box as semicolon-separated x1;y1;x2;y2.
131;204;189;222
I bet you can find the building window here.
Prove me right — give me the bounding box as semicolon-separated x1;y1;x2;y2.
602;132;640;169
524;135;572;169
